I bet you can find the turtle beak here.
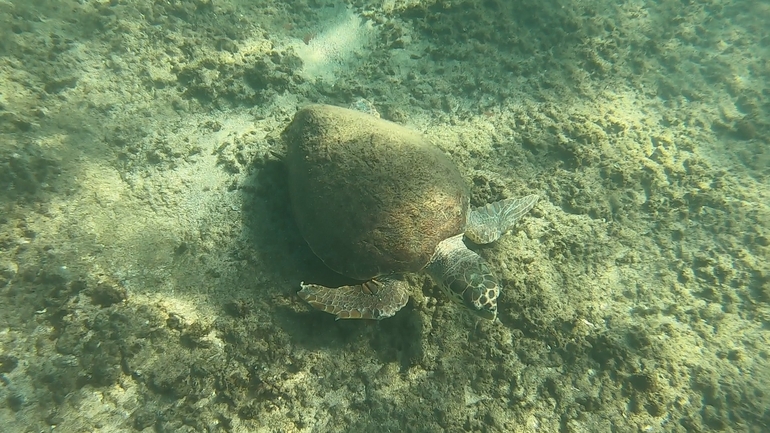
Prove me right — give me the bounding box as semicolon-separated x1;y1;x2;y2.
473;305;497;321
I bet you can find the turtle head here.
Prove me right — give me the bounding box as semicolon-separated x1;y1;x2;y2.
427;235;501;321
459;264;499;321
437;260;499;321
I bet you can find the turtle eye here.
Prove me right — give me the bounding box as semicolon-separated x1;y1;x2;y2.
468;272;485;287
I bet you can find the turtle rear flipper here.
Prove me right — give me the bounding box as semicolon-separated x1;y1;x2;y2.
298;278;409;320
465;195;538;244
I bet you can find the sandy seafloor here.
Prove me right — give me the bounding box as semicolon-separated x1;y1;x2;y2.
0;0;769;431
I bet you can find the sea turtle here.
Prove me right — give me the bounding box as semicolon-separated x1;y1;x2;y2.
284;104;538;321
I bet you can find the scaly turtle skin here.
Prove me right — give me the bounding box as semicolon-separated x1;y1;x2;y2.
284;104;537;321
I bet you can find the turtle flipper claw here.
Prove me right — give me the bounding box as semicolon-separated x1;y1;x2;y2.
298;278;409;320
465;194;538;244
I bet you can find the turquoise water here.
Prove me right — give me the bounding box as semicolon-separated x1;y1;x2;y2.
0;0;767;431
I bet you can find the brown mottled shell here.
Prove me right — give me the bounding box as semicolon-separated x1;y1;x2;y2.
284;104;469;280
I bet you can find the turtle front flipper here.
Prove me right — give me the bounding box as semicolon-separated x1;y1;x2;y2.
298;277;409;320
465;194;538;244
426;234;500;321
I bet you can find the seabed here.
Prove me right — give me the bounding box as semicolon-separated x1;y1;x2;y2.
0;0;768;431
